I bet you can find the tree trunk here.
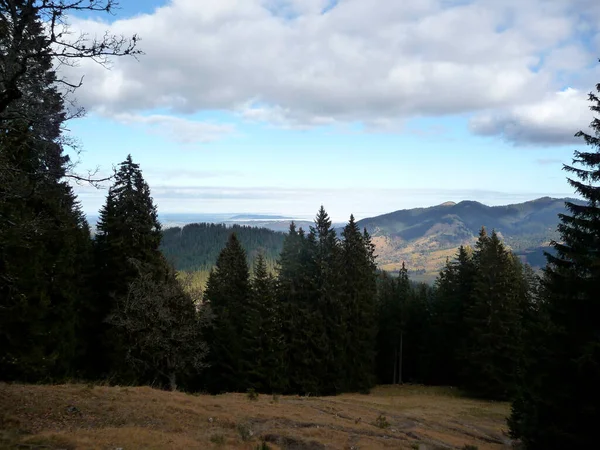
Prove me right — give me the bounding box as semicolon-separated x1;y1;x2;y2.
399;331;403;384
168;372;177;391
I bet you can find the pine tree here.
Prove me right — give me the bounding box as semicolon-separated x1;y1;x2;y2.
375;263;410;384
90;155;164;379
309;206;346;394
0;13;92;381
403;281;433;382
277;223;323;394
241;254;286;393
341;217;377;392
202;233;251;393
462;229;526;399
426;246;475;385
509;81;600;449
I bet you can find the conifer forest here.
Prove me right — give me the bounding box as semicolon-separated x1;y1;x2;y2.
1;2;599;449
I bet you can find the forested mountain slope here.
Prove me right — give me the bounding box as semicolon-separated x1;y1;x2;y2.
161;223;285;272
355;197;580;277
159;198;578;280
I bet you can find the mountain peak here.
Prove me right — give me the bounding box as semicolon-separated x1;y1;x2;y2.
439;201;457;207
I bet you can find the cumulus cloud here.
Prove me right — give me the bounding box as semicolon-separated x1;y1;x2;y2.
469;88;592;145
61;0;600;143
113;113;236;143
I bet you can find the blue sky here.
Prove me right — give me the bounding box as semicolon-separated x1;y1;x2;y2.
64;0;600;221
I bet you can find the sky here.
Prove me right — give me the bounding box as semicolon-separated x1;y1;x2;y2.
62;0;600;221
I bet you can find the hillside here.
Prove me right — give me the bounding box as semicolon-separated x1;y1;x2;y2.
0;383;511;450
356;197;578;278
161;223;285;272
159;198;576;281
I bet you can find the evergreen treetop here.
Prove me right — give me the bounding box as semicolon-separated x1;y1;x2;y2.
510;76;600;450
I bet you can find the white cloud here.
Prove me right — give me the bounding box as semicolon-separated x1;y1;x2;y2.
469;88;592;145
113;113;237;143
61;0;600;143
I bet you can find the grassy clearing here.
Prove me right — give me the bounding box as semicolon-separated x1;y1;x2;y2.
0;383;513;449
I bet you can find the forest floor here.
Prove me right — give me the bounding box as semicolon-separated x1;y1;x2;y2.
0;383;513;450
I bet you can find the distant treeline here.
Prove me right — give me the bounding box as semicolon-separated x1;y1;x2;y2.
161;223;284;273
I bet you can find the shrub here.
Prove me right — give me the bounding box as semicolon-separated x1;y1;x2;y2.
373;414;390;429
246;388;259;401
237;422;253;441
209;434;225;446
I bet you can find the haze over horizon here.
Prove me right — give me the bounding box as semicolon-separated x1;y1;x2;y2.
66;0;598;220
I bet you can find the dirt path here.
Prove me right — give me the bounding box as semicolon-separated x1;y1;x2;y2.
0;383;513;449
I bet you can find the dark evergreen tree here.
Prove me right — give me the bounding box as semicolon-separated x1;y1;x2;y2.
91;155;164;379
341;217;378;392
309;206;346;394
277;223;324;394
375;263;410;384
107;260;209;391
375;263;434;385
425;246;475;386
509;80;600;449
202;233;251;393
461;229;527;399
404;281;434;382
241;254;286;393
0;13;92;381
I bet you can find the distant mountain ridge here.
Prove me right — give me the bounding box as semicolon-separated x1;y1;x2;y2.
356;197;582;280
157;197;580;283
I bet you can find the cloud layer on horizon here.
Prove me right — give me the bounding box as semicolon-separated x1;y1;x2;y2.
75;182;574;220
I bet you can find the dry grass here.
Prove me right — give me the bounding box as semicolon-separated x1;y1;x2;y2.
0;383;513;449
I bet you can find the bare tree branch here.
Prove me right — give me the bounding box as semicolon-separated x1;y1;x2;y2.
1;0;142;115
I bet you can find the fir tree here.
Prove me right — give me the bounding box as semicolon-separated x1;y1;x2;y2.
375;263;409;384
309;206;346;394
242;254;286;393
0;14;92;381
203;233;251;393
341;217;377;392
462;229;526;399
509;81;600;449
91;155;164;379
277;223;323;394
426;246;475;385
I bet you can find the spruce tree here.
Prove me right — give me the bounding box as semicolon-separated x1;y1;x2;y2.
426;246;475;386
242;254;286;393
202;233;251;393
375;263;410;384
309;206;346;394
0;13;92;381
462;229;526;399
341;217;378;392
91;155;164;379
509;81;600;449
277;223;323;394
